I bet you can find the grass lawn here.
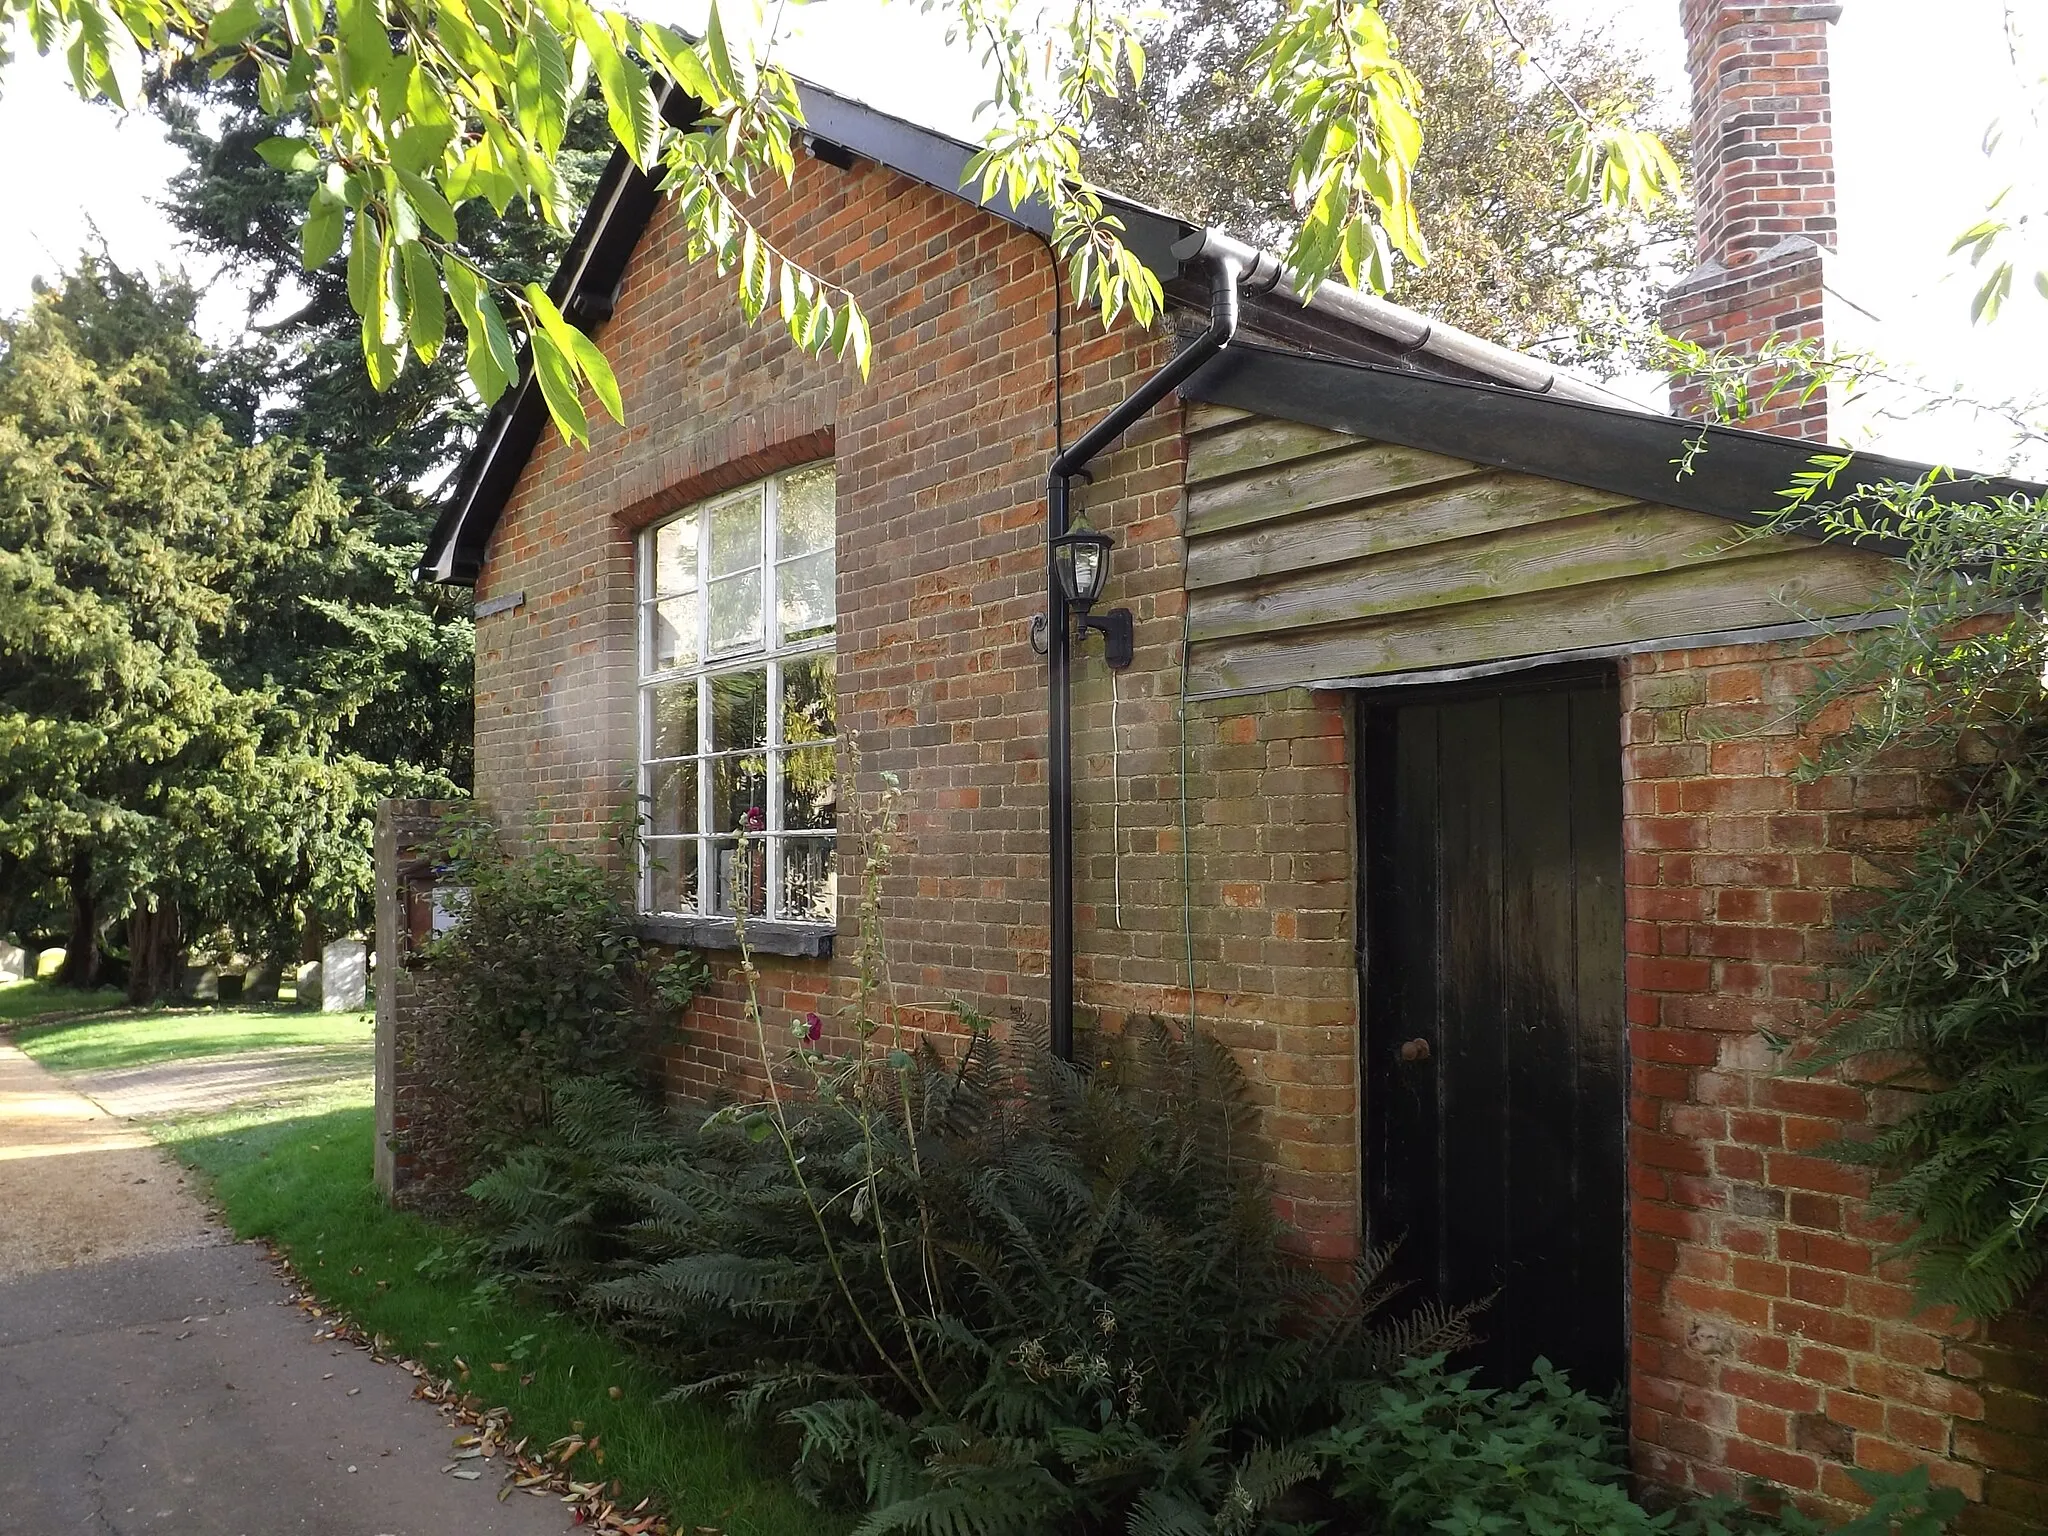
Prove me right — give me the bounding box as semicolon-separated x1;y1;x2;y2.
0;976;126;1024
13;997;370;1072
10;991;829;1536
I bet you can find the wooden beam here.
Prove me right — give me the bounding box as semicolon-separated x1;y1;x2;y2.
1188;438;1484;537
1188;505;1783;641
1186;546;1888;695
1186;473;1639;589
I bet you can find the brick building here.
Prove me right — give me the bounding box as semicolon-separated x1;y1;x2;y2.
390;2;2047;1523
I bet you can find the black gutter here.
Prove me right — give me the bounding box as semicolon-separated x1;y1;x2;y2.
1045;253;1245;1062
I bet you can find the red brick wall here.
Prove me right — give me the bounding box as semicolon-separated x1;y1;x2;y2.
1616;640;2045;1520
471;153;1363;1254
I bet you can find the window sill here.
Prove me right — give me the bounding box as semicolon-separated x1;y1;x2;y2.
638;915;835;959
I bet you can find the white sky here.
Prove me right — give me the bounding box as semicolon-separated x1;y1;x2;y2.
0;0;2041;473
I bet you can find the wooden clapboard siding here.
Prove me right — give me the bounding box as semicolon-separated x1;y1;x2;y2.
1188;545;1884;696
1187;475;1642;591
1181;409;1890;695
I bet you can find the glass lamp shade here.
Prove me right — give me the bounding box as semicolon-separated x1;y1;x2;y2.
1052;523;1114;612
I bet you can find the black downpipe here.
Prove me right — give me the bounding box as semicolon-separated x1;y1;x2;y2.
1046;255;1244;1062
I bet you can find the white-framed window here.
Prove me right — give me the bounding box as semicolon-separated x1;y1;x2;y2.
637;462;837;925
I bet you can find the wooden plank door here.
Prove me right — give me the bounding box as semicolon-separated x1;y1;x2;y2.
1360;666;1627;1394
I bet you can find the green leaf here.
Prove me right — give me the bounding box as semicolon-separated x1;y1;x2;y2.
446;261;507;403
639;23;718;105
334;0;392;89
525;283;621;426
302;187;346;269
346;216;378;315
576;10;660;169
203;0;264;52
396;168;459;241
530;328;590;447
514;20;572;156
256;136;320;173
402;242;445;362
391;122;455;176
283;0;320;48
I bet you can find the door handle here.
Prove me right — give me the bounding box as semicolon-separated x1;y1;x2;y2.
1398;1037;1432;1063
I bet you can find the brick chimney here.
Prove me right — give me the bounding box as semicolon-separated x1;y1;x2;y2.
1663;2;1841;441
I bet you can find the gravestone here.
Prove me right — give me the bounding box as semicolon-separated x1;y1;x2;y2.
37;947;65;979
0;942;26;983
182;965;220;1002
294;960;322;1009
321;938;367;1012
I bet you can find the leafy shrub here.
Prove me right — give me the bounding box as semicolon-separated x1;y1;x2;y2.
1316;1358;1964;1536
423;819;710;1151
476;1020;1477;1534
1797;733;2048;1318
466;786;1962;1536
1757;473;2048;1317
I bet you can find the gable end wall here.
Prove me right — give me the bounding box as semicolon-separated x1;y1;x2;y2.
469;152;1364;1256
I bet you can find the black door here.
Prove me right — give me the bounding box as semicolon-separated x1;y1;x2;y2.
1360;666;1626;1395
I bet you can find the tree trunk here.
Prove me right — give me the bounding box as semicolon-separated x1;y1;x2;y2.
125;895;185;1006
57;850;100;989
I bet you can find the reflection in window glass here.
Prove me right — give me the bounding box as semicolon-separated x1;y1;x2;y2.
709;754;767;836
781;837;836;922
782;747;836;830
646;839;698;915
649;593;699;672
782;653;836;743
707;572;764;655
648;760;697;837
779;465;834;558
777;550;834;644
646;680;697;760
637;464;838;924
709;489;763;578
653;513;699;597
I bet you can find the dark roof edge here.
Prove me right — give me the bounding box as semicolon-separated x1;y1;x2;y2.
1183;343;2042;547
421;77;1670;586
420;78;1198;584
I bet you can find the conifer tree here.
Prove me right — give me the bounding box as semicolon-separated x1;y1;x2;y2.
0;258;462;995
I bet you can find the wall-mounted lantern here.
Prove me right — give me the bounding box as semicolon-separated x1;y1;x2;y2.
1042;515;1134;670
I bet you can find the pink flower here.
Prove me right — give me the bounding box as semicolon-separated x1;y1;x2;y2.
741;806;765;833
805;1011;822;1042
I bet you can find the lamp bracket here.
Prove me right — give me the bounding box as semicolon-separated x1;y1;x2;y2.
1079;608;1134;671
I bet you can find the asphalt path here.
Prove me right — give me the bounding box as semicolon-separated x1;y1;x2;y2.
0;1041;577;1535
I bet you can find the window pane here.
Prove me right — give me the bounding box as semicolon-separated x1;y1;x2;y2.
707;571;763;655
710;838;767;917
709;754;767;835
709;669;768;754
709;489;763;579
653;513;699;597
646;839;698;915
780;836;837;922
648;593;699;672
647;760;697;836
782;746;837;830
779;465;834;559
777;549;834;645
782;652;837;743
646;680;698;759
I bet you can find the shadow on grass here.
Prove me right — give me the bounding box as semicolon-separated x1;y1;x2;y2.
0;980;127;1026
171;1104;831;1536
15;1006;371;1075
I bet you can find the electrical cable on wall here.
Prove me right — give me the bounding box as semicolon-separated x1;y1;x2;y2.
1110;666;1123;928
1177;610;1197;1032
